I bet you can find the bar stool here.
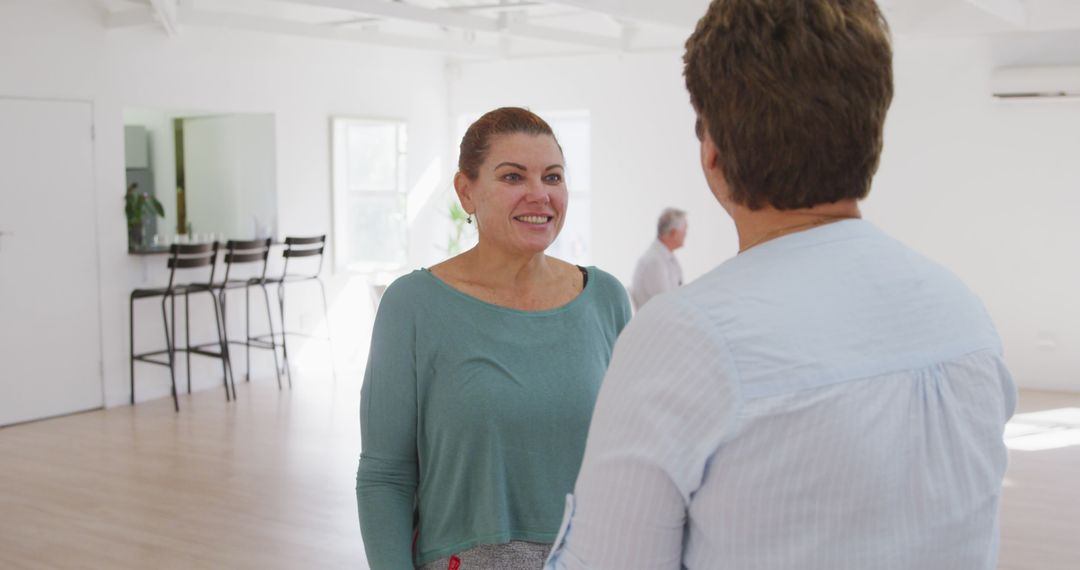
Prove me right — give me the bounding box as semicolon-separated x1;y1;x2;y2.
263;235;336;386
130;242;233;412
214;238;283;389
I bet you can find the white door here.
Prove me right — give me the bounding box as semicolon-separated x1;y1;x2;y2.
0;98;103;426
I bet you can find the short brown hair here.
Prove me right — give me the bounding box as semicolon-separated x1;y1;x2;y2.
458;107;561;180
684;0;893;210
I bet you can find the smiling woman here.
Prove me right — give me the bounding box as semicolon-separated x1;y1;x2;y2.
355;107;632;570
457;130;568;263
453;110;593;265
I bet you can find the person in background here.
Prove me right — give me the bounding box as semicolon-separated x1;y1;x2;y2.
545;1;1016;569
356;107;632;570
630;208;687;310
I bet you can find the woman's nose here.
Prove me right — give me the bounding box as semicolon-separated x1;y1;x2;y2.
524;179;551;202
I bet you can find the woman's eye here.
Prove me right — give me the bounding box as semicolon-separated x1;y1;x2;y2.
502;172;523;182
544;173;563;183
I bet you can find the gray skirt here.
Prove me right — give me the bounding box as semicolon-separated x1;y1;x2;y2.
417;540;552;570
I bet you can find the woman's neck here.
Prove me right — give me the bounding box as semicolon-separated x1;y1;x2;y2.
459;242;556;290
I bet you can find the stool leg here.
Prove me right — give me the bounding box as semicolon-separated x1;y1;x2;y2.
185;290;192;394
261;283;283;390
278;281;292;388
130;294;136;405
318;278;338;385
211;290;233;402
162;294;179;412
219;289;236;398
245;284;251;382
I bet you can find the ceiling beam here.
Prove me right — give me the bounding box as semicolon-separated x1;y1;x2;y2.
107;7;157;29
108;1;631;54
274;0;623;51
176;7;497;57
107;5;497;56
503;20;620;49
541;0;700;29
441;2;544;13
276;0;501;31
964;0;1027;26
544;0;619;13
148;0;181;36
497;11;621;50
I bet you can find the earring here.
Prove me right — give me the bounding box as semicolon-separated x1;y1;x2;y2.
466;214;473;224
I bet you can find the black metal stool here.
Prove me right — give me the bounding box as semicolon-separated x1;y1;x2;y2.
214;238;283;389
260;235;336;386
130;242;233;411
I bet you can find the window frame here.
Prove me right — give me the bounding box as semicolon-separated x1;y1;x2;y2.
330;115;409;274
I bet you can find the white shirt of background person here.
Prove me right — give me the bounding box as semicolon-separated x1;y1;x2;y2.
630;208;686;311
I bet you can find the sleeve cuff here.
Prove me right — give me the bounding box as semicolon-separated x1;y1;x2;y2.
543;493;576;569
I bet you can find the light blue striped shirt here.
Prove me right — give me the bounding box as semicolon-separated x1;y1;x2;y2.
547;219;1016;570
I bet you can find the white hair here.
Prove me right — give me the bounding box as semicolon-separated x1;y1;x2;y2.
657;208;687;237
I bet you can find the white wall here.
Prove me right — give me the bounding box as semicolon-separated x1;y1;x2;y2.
0;0;451;407
869;33;1080;393
4;0;1078;403
448;35;1080;392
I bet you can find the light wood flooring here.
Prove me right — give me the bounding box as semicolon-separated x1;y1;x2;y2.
0;375;366;569
999;390;1080;569
1;379;1078;569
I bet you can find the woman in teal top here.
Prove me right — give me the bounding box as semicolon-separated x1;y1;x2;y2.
356;107;632;569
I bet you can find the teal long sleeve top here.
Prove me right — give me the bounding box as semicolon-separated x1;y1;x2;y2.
356;267;632;569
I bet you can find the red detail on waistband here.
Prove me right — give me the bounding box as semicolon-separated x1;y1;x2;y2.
448;555;461;570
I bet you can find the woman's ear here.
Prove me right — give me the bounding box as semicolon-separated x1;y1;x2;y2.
699;128;734;211
699;128;719;174
453;172;474;215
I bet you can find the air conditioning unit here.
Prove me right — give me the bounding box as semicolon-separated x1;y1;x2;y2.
991;66;1080;100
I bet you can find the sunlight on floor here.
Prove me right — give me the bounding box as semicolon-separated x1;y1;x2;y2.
1004;407;1080;451
289;275;381;380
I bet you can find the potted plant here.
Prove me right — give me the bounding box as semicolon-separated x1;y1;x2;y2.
125;182;165;250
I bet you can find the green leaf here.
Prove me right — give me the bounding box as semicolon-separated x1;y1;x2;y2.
123;184;165;229
449;201;467;223
149;196;165;217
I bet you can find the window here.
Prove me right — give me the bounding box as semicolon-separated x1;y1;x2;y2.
544;111;592;265
332;118;407;272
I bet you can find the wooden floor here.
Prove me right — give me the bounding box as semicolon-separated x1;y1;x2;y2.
1;380;1078;569
999;390;1080;569
0;375;367;569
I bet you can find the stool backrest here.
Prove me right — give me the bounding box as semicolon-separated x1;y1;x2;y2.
165;242;219;291
281;235;326;279
222;238;272;283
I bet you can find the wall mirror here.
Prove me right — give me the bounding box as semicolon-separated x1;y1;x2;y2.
123;108;277;251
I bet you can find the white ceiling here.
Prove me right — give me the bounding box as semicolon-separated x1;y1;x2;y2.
100;0;1080;59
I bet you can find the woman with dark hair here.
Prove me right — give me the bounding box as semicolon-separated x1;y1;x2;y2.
546;1;1015;569
356;107;631;569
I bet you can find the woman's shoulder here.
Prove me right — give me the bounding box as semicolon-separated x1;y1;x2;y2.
577;265;633;332
583;265;629;296
383;268;430;292
378;269;439;309
540;256;613;287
